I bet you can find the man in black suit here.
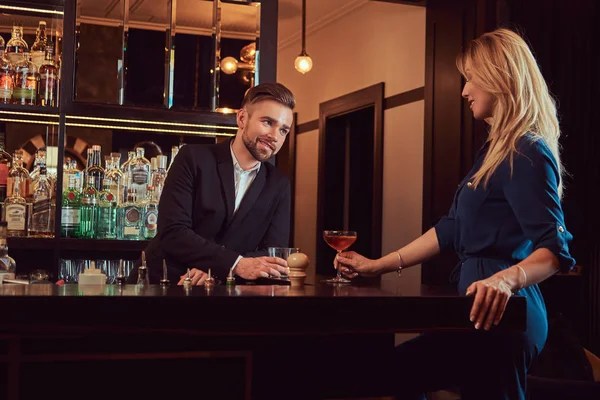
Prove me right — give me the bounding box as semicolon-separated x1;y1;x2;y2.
134;83;295;285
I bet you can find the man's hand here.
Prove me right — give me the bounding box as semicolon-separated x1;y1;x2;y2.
234;257;289;280
177;268;207;286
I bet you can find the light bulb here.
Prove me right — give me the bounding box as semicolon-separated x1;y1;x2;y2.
294;54;313;74
220;56;238;74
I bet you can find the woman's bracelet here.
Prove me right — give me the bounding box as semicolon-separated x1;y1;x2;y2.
515;265;527;291
395;250;405;277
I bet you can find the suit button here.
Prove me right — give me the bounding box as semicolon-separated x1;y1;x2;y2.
467;182;473;188
558;226;565;233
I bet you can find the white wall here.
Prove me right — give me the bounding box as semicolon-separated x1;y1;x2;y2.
278;2;426;296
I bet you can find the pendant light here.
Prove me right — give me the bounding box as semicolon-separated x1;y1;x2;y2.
294;0;312;74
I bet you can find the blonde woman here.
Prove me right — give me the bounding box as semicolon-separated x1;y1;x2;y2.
336;28;575;399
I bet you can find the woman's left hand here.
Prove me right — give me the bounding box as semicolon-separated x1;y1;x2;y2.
466;273;513;330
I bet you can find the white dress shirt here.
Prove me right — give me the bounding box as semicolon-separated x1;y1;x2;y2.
229;145;261;273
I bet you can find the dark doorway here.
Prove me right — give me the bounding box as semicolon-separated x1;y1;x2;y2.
316;83;384;281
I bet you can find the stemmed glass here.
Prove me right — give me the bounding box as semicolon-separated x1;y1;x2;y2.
323;230;357;284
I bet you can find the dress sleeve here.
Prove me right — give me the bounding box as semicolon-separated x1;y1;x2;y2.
501;139;575;273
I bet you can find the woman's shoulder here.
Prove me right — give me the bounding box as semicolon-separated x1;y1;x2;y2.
494;133;559;182
513;133;554;161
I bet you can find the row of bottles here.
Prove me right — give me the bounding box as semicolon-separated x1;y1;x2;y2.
63;145;179;205
62;174;158;240
0;22;59;106
0;141;181;240
60;144;180;240
1;146;56;238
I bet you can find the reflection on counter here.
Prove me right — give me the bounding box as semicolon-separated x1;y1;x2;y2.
59;258;136;284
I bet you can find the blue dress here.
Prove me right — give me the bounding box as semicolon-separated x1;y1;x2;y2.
392;135;575;400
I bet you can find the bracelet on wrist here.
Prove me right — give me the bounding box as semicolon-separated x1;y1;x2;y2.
395;250;404;277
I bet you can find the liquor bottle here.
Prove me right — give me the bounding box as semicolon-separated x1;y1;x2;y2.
120;151;135;204
30;21;48;69
4;24;28;65
128;147;150;200
38;44;57;107
97;178;117;239
79;175;98;239
61;171;81;238
7;150;30;198
0;221;16;283
107;152;123;205
153;155;168;202
0;57;13;104
141;185;158;240
0;138;12;202
0;34;4;60
30;163;53;237
150;157;157;183
86;145;104;192
29;150;43;187
118;188;141;240
3;175;27;237
12;56;38;106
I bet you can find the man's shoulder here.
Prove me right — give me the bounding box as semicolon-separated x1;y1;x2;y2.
262;161;290;188
177;143;222;163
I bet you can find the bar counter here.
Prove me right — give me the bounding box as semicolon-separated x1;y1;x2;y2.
0;283;527;400
0;283;526;334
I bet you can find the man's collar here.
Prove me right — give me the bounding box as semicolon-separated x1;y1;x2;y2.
230;142;261;173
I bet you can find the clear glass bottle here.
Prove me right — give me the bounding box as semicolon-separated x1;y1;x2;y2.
107;152;123;206
29;149;44;188
141;185;158;239
30;163;53;237
61;171;81;238
150;157;157;182
4;175;27;237
7;150;31;199
4;24;28;65
153;155;168;202
38;44;57;107
0;139;12;202
120;151;135;204
79;175;98;239
86;145;104;192
30;21;48;69
118;188;141;240
0;221;16;283
12;56;38;106
0;57;13;104
128;147;150;200
97;178;117;239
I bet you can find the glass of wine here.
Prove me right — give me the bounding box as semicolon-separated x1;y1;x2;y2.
323;230;357;284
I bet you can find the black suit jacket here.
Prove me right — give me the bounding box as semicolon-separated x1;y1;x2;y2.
130;139;291;283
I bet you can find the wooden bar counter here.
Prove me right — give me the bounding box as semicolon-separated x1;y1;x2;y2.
0;283;526;400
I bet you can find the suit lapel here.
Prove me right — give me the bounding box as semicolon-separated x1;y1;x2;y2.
214;140;236;221
226;165;266;230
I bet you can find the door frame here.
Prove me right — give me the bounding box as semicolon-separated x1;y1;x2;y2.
316;83;385;263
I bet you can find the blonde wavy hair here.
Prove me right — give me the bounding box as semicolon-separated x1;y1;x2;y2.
456;28;564;197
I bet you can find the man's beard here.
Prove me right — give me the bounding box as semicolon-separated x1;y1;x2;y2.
242;127;275;162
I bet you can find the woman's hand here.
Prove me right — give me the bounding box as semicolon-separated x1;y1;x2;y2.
466;273;514;330
334;251;382;278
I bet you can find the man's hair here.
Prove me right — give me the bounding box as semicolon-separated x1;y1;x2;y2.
241;82;296;110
